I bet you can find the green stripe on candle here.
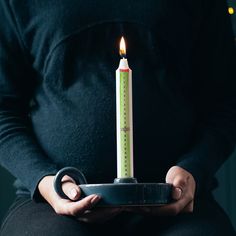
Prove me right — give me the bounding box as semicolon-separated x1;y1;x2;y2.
120;70;131;177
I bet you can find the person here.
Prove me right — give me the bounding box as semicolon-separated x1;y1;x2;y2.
0;0;235;235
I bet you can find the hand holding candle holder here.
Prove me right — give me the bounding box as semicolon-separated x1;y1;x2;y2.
54;37;173;207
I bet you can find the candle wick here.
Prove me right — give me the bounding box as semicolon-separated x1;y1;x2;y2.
120;53;126;59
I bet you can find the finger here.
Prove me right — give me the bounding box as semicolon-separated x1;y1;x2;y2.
182;200;194;213
60;194;101;216
172;174;189;193
62;181;81;201
166;166;177;183
62;175;76;184
172;187;183;201
78;208;122;223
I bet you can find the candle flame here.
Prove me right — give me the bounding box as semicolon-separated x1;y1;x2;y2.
119;37;126;58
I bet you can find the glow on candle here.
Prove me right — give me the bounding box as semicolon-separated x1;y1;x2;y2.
116;37;134;178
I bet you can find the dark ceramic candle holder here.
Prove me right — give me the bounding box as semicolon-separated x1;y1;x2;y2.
54;167;173;207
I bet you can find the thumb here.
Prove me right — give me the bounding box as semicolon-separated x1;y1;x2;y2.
61;177;81;201
166;166;188;200
173;174;188;191
171;175;188;200
172;187;182;200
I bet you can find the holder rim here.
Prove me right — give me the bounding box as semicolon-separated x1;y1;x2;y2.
53;167;173;206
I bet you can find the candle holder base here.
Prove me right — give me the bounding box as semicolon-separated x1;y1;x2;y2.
113;177;138;184
54;167;173;207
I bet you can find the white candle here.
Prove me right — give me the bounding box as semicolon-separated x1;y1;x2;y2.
116;37;134;178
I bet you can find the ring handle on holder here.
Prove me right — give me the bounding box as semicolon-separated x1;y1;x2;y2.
53;167;88;200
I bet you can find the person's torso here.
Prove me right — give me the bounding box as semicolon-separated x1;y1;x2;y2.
10;0;203;183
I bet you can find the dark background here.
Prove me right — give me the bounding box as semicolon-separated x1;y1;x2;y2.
0;0;236;229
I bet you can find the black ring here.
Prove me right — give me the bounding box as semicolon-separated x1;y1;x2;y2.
53;167;87;200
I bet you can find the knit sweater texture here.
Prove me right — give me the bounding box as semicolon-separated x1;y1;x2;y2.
0;0;235;199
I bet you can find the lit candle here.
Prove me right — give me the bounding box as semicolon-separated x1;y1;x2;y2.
116;37;134;178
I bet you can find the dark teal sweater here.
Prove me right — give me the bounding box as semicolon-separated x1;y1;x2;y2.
0;0;235;199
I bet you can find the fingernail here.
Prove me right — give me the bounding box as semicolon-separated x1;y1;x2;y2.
175;187;182;199
91;195;101;205
70;188;78;199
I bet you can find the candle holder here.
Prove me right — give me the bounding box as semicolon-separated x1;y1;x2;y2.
54;167;172;207
53;37;173;206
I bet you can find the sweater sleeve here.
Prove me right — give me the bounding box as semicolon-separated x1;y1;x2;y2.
0;1;58;199
177;0;236;194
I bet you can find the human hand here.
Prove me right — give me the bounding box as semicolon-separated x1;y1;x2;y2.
38;175;122;223
160;166;196;215
125;166;196;216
